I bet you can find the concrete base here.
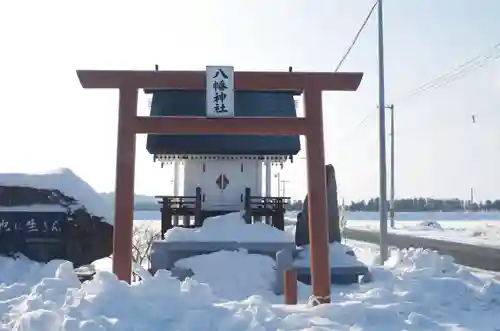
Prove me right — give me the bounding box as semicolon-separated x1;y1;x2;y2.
273;248;370;295
150;240;296;275
295;266;370;285
150;240;370;296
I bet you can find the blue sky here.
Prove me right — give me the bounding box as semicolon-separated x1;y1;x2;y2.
0;0;499;202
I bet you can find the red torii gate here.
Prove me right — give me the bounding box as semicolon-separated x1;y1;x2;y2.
77;69;363;304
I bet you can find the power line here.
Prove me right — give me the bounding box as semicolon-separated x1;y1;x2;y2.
335;109;376;143
396;42;500;102
403;53;500;100
333;15;500;144
329;1;379;142
311;1;378;145
334;0;378;72
339;43;500;143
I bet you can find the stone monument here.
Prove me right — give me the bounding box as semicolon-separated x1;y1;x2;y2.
295;164;341;246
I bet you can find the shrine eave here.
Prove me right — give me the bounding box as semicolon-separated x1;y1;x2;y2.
154;154;292;162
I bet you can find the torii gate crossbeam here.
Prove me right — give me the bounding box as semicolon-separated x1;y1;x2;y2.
77;69;363;304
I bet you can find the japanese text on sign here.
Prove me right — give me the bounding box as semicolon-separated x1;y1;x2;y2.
0;218;62;234
206;66;234;117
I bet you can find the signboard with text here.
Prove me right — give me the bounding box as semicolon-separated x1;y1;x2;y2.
0;213;63;235
0;211;67;262
206;65;235;117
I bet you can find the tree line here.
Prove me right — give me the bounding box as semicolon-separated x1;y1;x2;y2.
346;197;500;212
135;199;306;211
127;196;500;212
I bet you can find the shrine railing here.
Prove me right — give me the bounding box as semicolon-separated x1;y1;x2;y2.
155;195;198;209
249;196;291;208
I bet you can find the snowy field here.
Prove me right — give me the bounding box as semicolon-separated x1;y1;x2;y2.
2;167;500;330
3;211;497;330
343;211;500;248
2;236;500;330
135;210;500;248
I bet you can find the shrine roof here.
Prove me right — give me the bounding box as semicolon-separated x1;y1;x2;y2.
146;90;301;156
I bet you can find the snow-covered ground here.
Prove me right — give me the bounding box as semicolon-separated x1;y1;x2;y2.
2;239;500;330
3;168;500;330
345;217;500;248
3;211;500;330
274;210;500;247
136;210;500;249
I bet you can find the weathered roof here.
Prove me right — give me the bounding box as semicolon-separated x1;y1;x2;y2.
0;168;113;224
145;90;301;156
0;186;77;210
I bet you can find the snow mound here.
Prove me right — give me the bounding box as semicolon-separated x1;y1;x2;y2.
385;247;458;277
416;220;444;231
0;168;113;225
91;256;113;273
0;255;288;330
0;256;231;330
164;211;294;243
467;223;500;238
175;249;277;301
293;242;365;268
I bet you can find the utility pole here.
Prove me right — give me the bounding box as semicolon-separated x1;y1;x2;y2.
469;116;477;211
377;0;389;264
281;180;290;197
470;187;474;209
274;172;281;197
387;104;395;228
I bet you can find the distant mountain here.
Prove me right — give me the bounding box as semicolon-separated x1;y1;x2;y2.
99;192;160;210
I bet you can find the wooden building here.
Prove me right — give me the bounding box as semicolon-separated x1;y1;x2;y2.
146;83;301;234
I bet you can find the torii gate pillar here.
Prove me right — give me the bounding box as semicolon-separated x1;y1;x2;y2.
77;69;363;304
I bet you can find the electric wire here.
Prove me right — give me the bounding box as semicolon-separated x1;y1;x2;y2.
330;0;379;143
396;43;500;102
334;0;378;72
336;42;500;143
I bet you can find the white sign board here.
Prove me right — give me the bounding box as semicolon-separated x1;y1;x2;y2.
206;65;235;117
